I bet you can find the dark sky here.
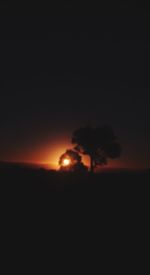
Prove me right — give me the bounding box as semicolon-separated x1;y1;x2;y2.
0;1;150;169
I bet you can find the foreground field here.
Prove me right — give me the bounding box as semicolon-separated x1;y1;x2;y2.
0;163;149;193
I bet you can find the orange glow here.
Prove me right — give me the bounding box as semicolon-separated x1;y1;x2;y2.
62;158;71;166
6;137;128;171
41;141;73;169
44;143;89;170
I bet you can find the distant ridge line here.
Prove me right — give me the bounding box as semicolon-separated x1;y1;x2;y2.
0;161;150;173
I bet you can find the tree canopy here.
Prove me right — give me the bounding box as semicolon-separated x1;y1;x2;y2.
59;149;87;172
72;125;121;172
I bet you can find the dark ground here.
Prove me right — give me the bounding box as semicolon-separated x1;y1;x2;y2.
0;162;149;193
0;162;149;258
1;162;149;233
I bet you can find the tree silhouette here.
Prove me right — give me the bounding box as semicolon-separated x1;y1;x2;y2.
72;125;121;173
59;149;87;172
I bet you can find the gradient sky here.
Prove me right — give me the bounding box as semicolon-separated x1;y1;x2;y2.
0;2;150;169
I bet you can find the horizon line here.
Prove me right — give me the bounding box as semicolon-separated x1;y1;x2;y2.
0;160;150;172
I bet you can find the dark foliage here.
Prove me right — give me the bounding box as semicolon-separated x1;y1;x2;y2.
72;125;121;172
59;149;87;172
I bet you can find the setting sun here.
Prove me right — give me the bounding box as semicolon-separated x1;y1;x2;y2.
62;158;71;166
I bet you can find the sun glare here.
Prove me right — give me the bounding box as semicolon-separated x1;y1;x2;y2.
62;158;71;166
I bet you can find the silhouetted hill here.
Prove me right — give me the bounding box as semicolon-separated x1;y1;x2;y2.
0;162;150;193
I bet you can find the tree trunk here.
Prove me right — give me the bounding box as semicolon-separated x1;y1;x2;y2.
90;156;94;173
